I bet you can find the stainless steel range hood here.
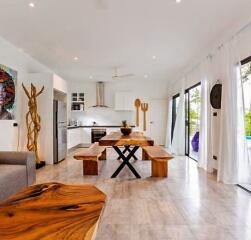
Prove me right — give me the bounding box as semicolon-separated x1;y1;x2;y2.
92;82;108;107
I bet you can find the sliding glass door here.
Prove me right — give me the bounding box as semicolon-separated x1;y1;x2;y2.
241;58;251;180
171;94;180;142
185;83;201;161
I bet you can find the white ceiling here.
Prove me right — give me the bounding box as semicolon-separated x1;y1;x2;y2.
0;0;251;83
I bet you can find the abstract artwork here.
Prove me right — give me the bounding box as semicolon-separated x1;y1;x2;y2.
0;64;17;120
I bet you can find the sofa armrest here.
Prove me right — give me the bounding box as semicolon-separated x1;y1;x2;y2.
0;151;36;185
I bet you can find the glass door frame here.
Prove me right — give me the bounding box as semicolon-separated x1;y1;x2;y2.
238;56;251;193
185;82;201;161
171;93;180;142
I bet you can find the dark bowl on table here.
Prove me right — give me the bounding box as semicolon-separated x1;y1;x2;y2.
120;127;132;136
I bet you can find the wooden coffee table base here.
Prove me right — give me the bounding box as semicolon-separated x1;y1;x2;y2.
0;182;106;240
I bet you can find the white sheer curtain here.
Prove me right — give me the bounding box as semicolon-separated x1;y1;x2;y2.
165;98;173;149
198;58;213;172
218;38;250;184
171;87;185;155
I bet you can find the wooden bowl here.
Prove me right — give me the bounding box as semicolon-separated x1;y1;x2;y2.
120;127;132;136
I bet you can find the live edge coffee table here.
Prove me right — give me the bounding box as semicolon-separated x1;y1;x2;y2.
0;182;106;240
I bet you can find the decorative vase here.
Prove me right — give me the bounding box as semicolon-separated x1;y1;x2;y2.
120;127;132;136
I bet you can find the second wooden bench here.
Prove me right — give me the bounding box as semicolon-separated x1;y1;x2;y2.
142;146;174;177
74;143;106;175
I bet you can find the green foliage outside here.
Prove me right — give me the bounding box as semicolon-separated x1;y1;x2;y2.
246;111;251;136
241;62;251;137
189;88;201;134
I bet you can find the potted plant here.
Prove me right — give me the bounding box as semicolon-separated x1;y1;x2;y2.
120;120;132;135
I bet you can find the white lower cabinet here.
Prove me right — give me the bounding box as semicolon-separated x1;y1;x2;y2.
67;128;92;149
67;128;82;149
82;128;91;144
68;127;123;149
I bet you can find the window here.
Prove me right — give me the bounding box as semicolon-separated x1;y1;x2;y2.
171;94;180;142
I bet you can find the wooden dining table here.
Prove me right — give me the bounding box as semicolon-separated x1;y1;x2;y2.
99;131;154;178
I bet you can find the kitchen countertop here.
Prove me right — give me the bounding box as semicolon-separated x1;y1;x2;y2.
68;125;136;129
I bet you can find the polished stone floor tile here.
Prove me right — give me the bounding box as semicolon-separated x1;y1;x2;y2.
36;148;251;240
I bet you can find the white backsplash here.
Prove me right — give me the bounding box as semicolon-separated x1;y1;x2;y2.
69;108;134;126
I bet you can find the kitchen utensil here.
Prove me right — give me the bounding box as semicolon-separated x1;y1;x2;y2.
134;99;141;127
141;103;149;131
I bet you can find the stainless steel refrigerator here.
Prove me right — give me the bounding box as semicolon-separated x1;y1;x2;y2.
53;100;67;164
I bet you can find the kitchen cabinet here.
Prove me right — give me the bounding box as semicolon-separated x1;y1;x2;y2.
67;127;126;150
71;92;85;112
81;128;91;144
67;128;82;149
115;92;134;111
67;128;92;149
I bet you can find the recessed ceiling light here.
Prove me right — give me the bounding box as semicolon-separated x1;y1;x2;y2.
176;0;181;3
29;2;35;7
152;55;157;60
89;75;93;79
73;57;79;61
144;74;148;79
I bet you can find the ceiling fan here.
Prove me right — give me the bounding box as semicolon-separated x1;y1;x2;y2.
112;68;134;80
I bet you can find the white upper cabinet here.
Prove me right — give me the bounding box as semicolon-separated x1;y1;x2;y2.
115;92;134;111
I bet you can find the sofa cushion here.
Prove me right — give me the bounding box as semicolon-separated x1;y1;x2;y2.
0;164;27;202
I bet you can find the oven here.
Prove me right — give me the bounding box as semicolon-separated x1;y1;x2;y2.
91;128;106;143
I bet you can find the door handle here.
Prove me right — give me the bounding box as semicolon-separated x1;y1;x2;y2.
150;121;154;124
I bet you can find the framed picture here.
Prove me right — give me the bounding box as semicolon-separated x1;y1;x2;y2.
0;64;17;120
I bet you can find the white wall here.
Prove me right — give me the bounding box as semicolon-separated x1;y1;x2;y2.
0;36;67;164
68;79;169;127
0;36;52;152
167;22;251;169
53;74;67;94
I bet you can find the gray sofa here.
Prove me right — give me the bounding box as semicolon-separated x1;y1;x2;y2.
0;151;36;202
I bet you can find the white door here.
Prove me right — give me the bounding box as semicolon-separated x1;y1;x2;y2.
146;99;168;146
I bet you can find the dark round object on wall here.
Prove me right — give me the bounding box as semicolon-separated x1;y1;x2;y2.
210;84;222;109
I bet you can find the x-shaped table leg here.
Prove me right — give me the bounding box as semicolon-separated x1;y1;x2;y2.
117;145;138;161
111;146;141;178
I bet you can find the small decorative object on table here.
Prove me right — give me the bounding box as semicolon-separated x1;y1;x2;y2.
120;120;132;135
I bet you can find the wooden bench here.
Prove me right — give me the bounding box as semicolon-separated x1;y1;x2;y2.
142;146;174;177
74;143;106;175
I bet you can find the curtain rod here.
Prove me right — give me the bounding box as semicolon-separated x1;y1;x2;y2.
183;19;251;78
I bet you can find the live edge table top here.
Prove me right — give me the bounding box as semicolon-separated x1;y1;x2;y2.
0;182;106;240
99;131;154;147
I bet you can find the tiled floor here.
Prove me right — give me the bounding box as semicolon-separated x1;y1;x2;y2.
36;147;251;240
